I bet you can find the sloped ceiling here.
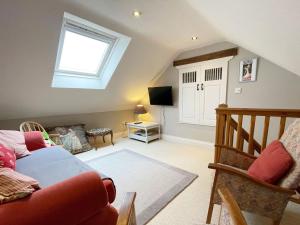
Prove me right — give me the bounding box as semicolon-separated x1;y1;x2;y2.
187;0;300;76
0;0;299;120
0;0;222;120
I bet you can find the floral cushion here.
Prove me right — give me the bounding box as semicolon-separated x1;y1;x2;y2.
0;145;16;170
279;119;300;189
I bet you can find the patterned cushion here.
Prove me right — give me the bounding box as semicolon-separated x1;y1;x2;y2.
0;144;16;170
60;130;83;154
0;167;40;204
0;130;31;159
47;124;92;154
280;119;300;189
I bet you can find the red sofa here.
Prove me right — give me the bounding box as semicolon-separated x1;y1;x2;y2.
0;172;119;225
0;146;136;225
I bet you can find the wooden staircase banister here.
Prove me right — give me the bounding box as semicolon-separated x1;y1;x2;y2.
229;118;262;153
216;107;300;117
214;104;300;163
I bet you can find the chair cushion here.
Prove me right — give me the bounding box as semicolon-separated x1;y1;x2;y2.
279;119;300;189
0;144;16;170
24;131;47;151
248;140;293;184
0;130;31;159
86;128;112;136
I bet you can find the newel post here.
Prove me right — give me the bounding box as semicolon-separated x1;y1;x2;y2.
214;104;228;162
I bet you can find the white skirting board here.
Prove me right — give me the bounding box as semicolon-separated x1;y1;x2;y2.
162;134;214;150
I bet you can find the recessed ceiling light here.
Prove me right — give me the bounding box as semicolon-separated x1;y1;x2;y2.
132;10;142;17
192;36;198;40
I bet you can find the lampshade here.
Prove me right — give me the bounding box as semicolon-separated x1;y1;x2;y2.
134;104;147;114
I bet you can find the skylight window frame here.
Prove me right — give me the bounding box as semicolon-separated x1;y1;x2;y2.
55;25;114;78
52;12;131;89
54;19;116;79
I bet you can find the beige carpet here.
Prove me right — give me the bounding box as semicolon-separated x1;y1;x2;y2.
85;149;197;225
77;138;300;225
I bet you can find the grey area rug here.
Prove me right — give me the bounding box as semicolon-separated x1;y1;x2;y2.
85;150;198;225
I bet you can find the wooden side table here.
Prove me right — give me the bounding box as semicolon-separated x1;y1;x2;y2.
127;122;160;144
86;128;114;148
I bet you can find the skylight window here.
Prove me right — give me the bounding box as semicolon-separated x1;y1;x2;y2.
52;12;131;89
59;30;109;75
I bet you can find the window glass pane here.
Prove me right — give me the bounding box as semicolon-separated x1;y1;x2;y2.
58;30;109;74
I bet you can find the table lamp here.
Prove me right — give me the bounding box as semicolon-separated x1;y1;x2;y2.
134;104;147;124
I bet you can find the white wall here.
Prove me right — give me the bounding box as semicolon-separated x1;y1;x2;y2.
0;109;134;133
141;42;300;143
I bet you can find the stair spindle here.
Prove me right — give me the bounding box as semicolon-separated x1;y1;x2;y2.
248;115;256;155
236;115;243;151
262;116;270;151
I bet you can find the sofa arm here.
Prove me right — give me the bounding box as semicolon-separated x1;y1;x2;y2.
217;145;257;170
0;172;110;225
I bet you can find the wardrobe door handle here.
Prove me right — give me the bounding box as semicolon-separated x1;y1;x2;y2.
197;84;199;91
201;83;204;90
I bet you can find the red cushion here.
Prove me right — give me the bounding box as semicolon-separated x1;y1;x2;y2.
24;131;47;151
248;140;293;184
0;144;16;170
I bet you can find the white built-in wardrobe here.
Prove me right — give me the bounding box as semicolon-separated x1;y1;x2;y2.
176;56;232;126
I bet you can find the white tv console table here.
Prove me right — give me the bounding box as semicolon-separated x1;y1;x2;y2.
127;122;160;143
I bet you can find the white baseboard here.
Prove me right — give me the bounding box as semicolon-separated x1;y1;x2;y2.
162;134;214;150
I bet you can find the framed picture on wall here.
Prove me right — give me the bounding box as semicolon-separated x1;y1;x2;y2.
239;58;258;82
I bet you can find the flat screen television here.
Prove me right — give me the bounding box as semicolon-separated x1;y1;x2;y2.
148;86;173;106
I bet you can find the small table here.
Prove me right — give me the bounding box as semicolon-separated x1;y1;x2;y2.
86;128;114;148
127;122;160;143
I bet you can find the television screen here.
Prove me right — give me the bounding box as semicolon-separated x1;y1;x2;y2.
148;86;173;106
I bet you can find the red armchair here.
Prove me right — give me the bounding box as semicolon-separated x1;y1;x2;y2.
0;172;136;225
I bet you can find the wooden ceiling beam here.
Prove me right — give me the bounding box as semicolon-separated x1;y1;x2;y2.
173;47;238;67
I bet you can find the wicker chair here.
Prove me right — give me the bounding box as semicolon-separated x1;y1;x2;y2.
19;121;61;145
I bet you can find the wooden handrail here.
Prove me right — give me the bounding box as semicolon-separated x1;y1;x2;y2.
229;118;261;153
216;107;300;117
